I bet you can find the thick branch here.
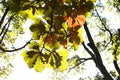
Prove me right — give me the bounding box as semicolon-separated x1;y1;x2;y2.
0;21;10;44
0;39;32;52
0;14;16;44
113;60;120;74
82;42;96;62
116;5;120;12
118;28;120;36
83;22;113;80
0;7;10;28
0;14;15;36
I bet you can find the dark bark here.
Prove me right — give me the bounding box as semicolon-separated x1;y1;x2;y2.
0;21;10;44
113;60;120;74
0;7;10;28
0;13;15;44
83;22;113;80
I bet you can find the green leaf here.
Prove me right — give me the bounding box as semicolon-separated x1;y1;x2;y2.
29;23;40;32
26;51;38;58
85;1;94;11
22;50;39;68
52;53;62;68
29;41;39;50
32;31;41;40
77;28;84;43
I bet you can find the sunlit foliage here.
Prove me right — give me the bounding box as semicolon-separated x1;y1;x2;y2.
0;53;14;80
1;0;120;79
112;31;120;60
19;0;96;72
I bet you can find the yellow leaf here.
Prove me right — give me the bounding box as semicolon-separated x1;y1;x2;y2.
57;60;68;71
21;51;38;68
21;9;37;20
56;48;69;59
34;57;45;72
78;28;84;43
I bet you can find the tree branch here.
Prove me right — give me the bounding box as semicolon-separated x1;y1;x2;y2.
95;8;113;39
66;57;92;77
113;60;120;75
0;39;32;52
83;21;113;79
0;13;15;36
0;21;10;44
118;28;120;36
82;42;96;61
0;13;16;44
72;57;93;69
0;7;10;28
116;5;120;12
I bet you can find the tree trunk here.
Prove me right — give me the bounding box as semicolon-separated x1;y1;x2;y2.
83;22;113;80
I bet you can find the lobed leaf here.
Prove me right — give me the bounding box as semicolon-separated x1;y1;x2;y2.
34;57;45;72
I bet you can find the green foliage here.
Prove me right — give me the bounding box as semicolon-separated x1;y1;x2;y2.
113;0;120;7
28;41;39;50
22;48;69;72
111;31;120;60
0;53;14;80
22;50;39;68
20;0;96;72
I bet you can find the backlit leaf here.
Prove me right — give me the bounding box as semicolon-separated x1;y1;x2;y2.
29;41;39;50
34;57;45;72
57;60;68;71
56;48;69;59
21;51;39;68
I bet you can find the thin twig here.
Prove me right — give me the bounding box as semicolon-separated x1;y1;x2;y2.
0;39;32;52
65;57;92;77
94;8;113;39
95;8;113;51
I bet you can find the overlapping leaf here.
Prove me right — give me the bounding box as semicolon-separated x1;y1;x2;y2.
20;0;96;72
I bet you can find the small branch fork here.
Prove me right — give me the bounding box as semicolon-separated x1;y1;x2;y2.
72;57;93;68
94;8;113;39
83;21;113;80
95;6;120;76
65;57;92;77
94;8;113;51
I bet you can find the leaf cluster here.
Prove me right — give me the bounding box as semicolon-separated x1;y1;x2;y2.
20;0;96;72
112;32;120;57
22;47;69;72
